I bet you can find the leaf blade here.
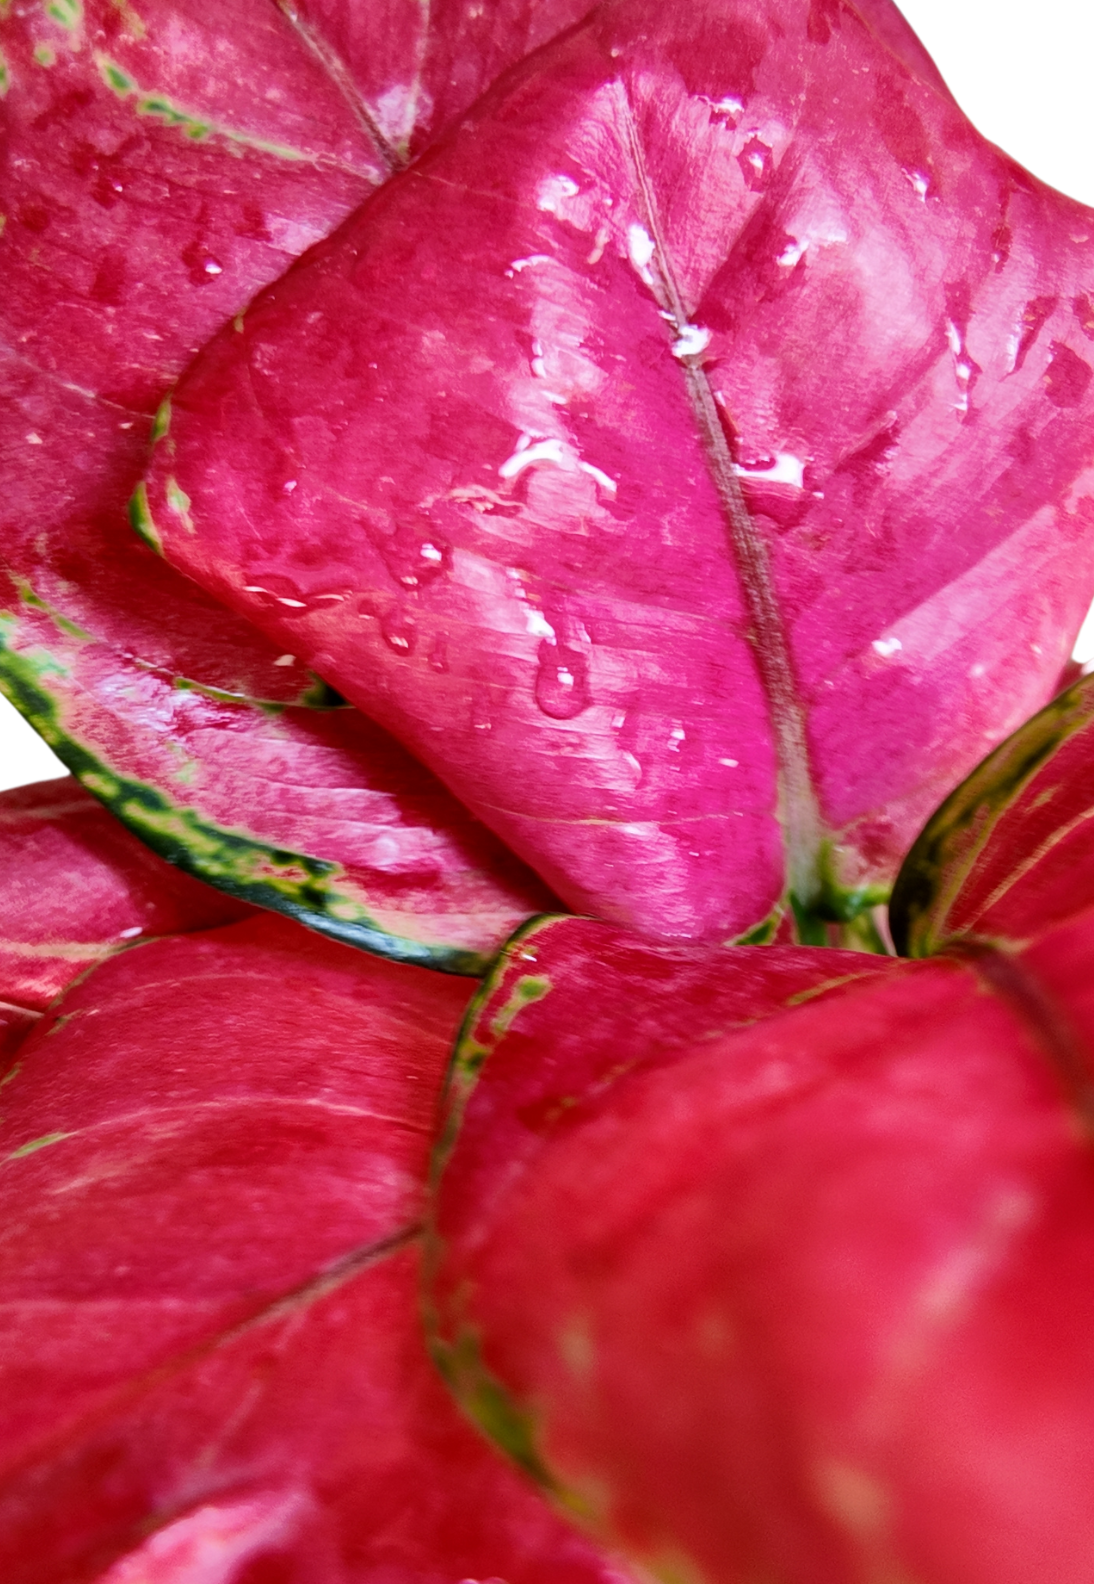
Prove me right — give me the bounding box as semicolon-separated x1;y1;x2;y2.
147;0;1094;940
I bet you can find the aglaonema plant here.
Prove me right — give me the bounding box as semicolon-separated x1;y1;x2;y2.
5;0;1094;1580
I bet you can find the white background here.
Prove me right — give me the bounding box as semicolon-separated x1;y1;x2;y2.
2;0;1093;791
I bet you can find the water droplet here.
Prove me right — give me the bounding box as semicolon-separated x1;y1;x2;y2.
381;608;417;655
534;641;591;720
776;237;808;268
707;95;743;127
92;168;125;208
181;242;225;287
91;247;126;305
537;173;580;213
737;137;773;193
373;522;451;590
944;314;981;419
19;202;50;234
1009;295;1057;374
428;635;449;673
235;202;271;243
627;223;655;272
240;574;338;613
671;324;712;360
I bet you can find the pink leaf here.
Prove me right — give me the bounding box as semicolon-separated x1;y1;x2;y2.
892;670;1094;954
0;0;381;704
0;0;589;957
0;776;250;1011
431;905;1094;1583
1;607;557;973
146;0;1094;941
0;1003;39;1066
0;913;632;1584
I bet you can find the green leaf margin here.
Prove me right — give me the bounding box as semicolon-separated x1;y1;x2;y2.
0;633;490;977
889;674;1094;957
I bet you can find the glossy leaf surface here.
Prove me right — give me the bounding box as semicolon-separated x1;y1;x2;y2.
0;914;632;1584
431;906;1094;1583
148;0;1094;943
0;776;250;1010
891;670;1094;955
0;0;587;954
0;607;557;974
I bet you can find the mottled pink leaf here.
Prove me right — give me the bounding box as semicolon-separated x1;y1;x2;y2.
147;0;1094;942
0;0;589;957
891;670;1094;954
0;913;632;1584
0;607;557;972
0;0;381;704
0;775;250;1010
431;905;1094;1584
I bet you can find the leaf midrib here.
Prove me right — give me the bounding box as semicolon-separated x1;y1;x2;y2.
0;1221;421;1487
616;79;826;911
271;0;408;177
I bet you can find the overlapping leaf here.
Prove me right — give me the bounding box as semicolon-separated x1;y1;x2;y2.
277;0;596;163
891;669;1094;954
145;0;1094;943
433;913;896;1247
430;907;1094;1584
0;0;380;702
0;912;633;1584
2;605;557;974
0;0;587;959
0;775;250;1010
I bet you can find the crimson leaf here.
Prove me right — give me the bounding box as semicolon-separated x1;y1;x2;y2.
891;670;1094;955
0;913;632;1584
431;906;1094;1583
0;775;249;1011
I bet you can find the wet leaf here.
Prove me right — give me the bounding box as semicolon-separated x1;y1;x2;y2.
0;0;588;956
0;606;558;974
146;0;1094;943
0;913;632;1584
277;0;597;164
430;905;1094;1584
